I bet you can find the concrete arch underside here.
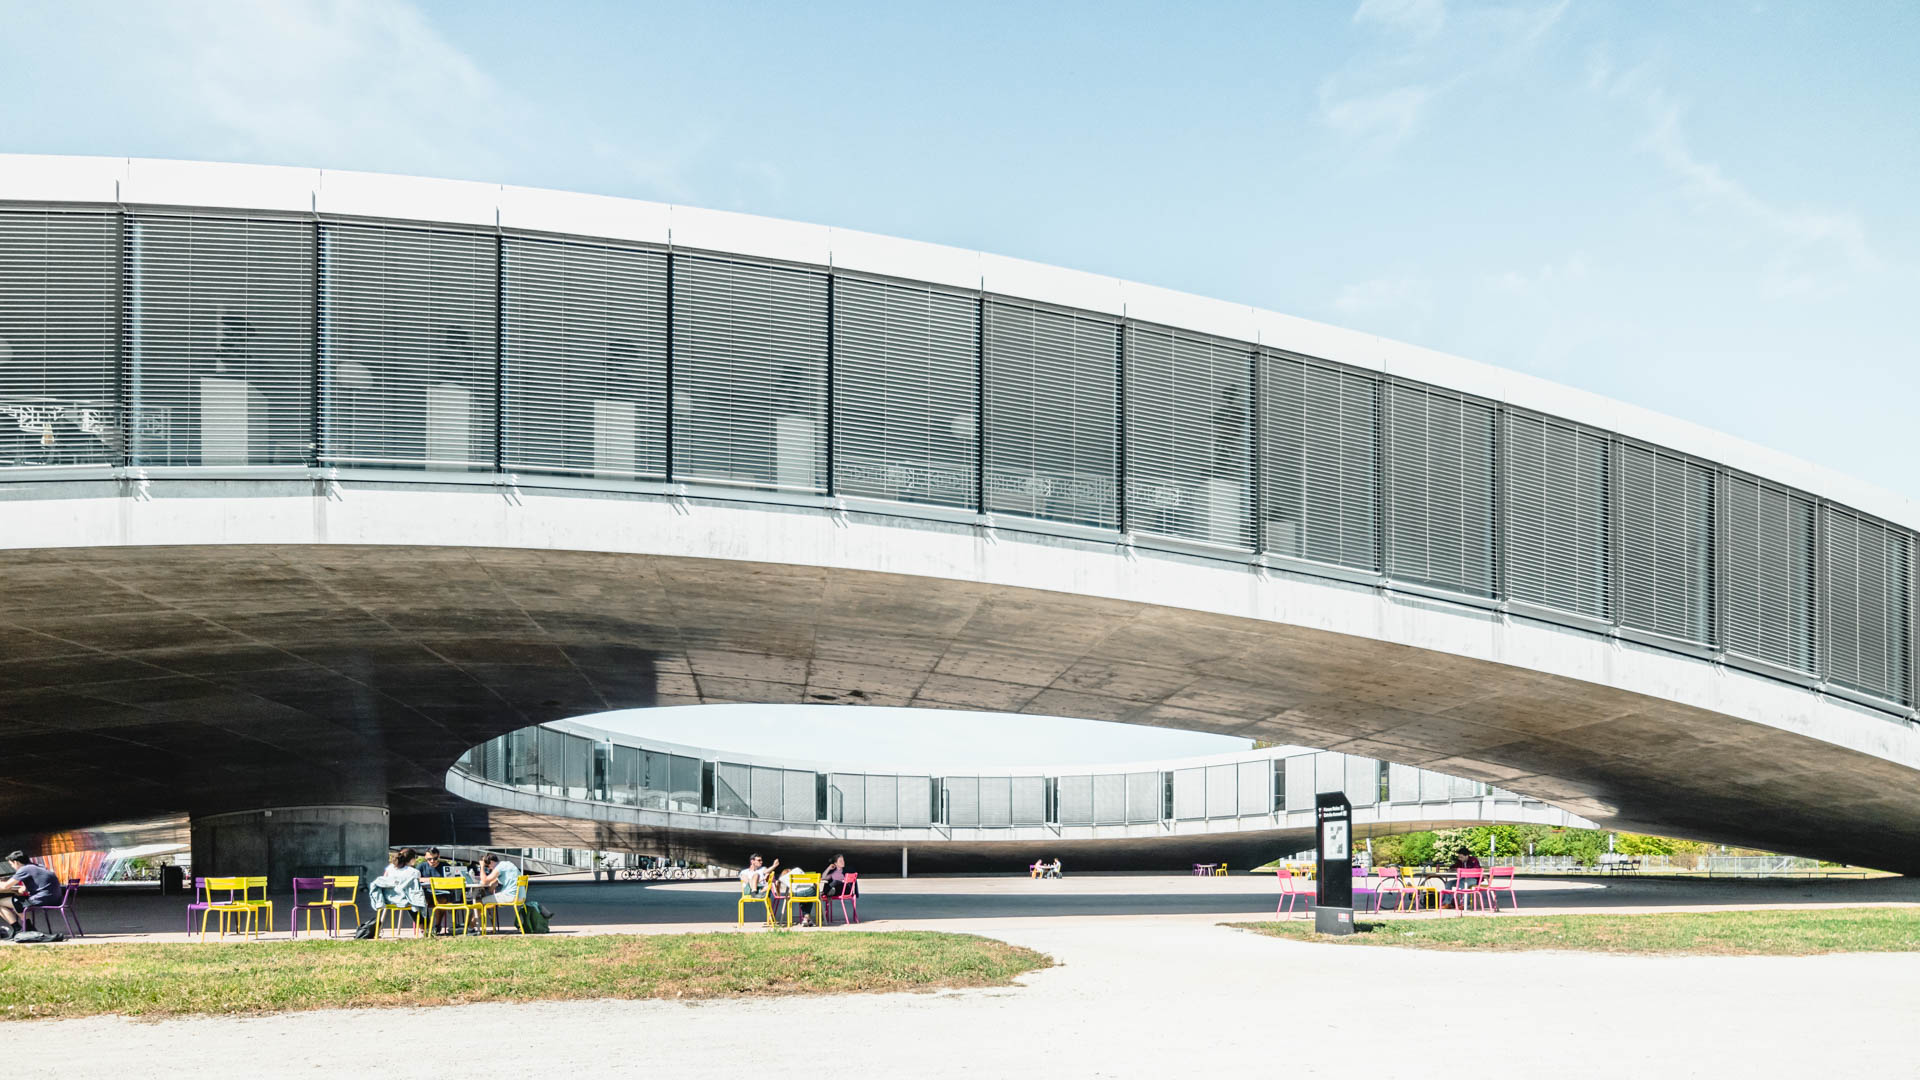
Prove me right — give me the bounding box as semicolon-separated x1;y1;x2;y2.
5;481;1920;872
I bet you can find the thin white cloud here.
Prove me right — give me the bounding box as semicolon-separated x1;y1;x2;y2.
1333;275;1436;334
1597;63;1879;299
1318;0;1569;157
1354;0;1448;39
153;0;523;174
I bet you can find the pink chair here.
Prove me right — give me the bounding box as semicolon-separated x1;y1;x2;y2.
1443;868;1494;914
829;873;859;925
1486;865;1519;910
1375;867;1406;912
1274;868;1313;919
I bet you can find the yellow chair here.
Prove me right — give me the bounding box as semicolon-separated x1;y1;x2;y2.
481;873;531;934
199;876;255;941
738;882;774;927
784;873;824;927
1214;863;1230;877
428;876;479;935
375;901;422;937
323;876;362;932
241;876;274;937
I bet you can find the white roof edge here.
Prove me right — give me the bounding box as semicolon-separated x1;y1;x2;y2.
3;153;1914;534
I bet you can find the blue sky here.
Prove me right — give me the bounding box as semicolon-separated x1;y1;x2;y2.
5;1;1915;763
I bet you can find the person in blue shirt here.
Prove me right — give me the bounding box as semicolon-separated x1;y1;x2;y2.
479;854;521;906
0;851;61;936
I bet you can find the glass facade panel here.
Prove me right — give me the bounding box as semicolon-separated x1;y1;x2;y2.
126;214;314;467
832;274;977;507
982;300;1118;527
0;210;119;469
1260;354;1379;569
1125;322;1254;548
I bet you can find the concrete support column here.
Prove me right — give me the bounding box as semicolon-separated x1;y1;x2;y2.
190;805;389;894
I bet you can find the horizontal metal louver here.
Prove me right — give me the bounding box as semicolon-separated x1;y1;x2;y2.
898;776;932;827
317;222;495;470
1237;759;1269;816
978;775;1012;826
1823;506;1913;704
1345;756;1379;807
0;210;119;469
1172;767;1205;819
867;773;899;826
1205;763;1237;818
829;774;865;824
1125;771;1160;823
1056;774;1093;825
1091;772;1127;824
1124;322;1254;548
502;236;666;479
1011;776;1046;825
1502;411;1610;618
1284;757;1314;811
670;253;827;491
750;764;784;819
784;768;815;821
831;274;977;507
1619;444;1715;643
983;299;1118;528
1259;353;1379;570
1723;474;1817;673
125;214;313;468
1385;383;1496;595
944;776;979;826
715;762;752;817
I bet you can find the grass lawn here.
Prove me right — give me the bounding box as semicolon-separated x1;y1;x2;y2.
1228;906;1920;956
0;931;1050;1021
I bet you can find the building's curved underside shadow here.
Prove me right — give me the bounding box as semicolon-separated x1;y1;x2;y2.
3;542;1918;870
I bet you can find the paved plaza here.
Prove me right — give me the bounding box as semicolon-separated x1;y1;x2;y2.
40;873;1920;1078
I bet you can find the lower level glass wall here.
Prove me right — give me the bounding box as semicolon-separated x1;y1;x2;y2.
456;725;1522;830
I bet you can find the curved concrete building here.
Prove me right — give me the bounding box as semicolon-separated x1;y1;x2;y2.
0;155;1915;880
436;721;1594;872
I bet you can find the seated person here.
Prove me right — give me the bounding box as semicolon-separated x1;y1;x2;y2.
739;853;772;897
479;854;522;906
0;851;60;935
417;847;455;883
821;855;851;897
367;848;428;925
1044;858;1063;879
1030;859;1044;879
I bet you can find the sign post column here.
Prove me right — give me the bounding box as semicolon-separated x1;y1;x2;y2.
1314;792;1354;936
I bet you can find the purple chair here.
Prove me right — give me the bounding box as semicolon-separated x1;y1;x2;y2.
185;876;210;933
22;881;82;938
1351;867;1380;913
290;877;335;937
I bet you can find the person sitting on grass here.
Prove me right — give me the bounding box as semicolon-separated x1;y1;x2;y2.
0;851;60;937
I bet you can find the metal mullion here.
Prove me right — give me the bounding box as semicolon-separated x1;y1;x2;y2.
974;295;986;512
1115;316;1128;535
493;230;504;473
824;269;835;495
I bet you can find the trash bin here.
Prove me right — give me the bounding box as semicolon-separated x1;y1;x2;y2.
159;864;186;896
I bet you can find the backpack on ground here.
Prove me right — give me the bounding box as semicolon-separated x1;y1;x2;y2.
521;902;552;933
10;930;63;944
352;918;377;940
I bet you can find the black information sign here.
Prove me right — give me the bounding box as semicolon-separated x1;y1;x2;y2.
1314;792;1354;935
